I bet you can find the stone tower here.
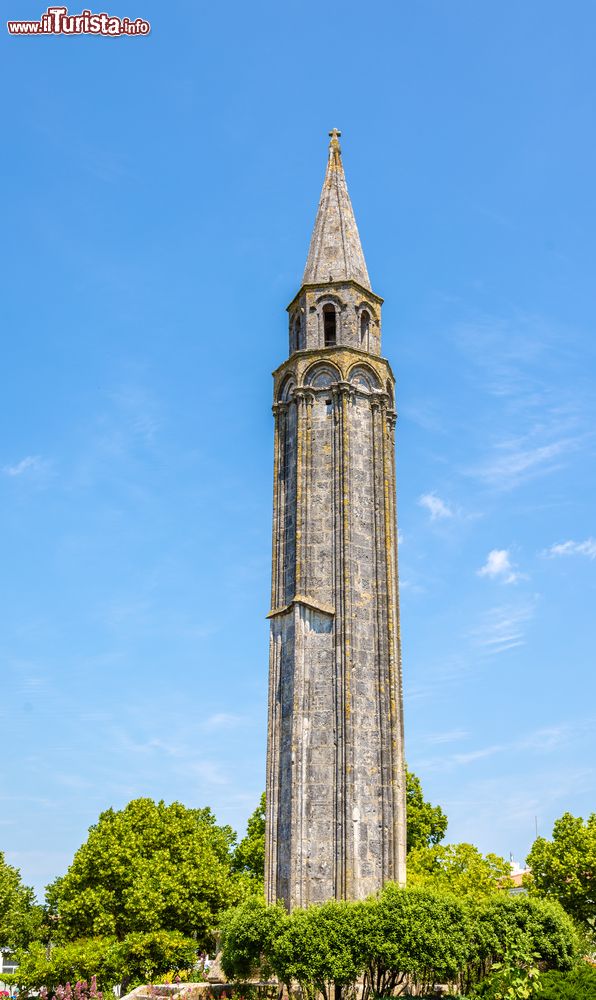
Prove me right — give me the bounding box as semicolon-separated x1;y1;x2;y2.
265;130;406;910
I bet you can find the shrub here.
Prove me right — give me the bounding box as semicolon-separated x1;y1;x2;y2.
220;896;285;981
538;962;596;999
358;884;472;998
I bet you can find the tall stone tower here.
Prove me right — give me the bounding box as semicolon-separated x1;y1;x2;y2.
265;130;406;910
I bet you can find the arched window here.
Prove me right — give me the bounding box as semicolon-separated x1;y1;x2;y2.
323;305;336;347
360;310;370;348
294;315;302;351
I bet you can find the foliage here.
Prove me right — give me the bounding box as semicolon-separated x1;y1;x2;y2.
8;931;198;995
357;883;471;998
462;896;580;995
0;850;43;949
407;842;513;901
270;900;364;1000
220;895;285;981
45;798;245;947
220;885;472;998
470;937;542;999
526;811;596;933
538;962;596;999
7;938;118;994
232;795;266;888
406;769;448;853
112;930;198;991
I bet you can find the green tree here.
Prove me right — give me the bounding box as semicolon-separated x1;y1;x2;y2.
220;894;285;981
406;769;448;853
407;842;513;901
0;850;43;950
8;931;197;995
464;895;580;995
8;937;119;994
358;883;471;998
526;812;596;933
270;901;365;1000
113;930;199;993
46;798;245;947
233;794;266;886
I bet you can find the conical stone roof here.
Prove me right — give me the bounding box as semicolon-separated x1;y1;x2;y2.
302;129;371;291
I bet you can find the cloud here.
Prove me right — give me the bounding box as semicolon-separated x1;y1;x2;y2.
414;720;581;774
471;436;581;491
200;712;246;730
419;493;453;521
2;455;45;477
477;549;523;584
426;729;469;746
468;601;535;655
545;538;596;560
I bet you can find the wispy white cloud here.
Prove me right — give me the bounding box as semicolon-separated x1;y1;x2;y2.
453;312;595;493
2;455;45;477
471;436;581;491
426;729;469;745
200;712;246;731
478;549;523;584
419;492;453;521
415;721;579;774
468;601;535;655
545;538;596;560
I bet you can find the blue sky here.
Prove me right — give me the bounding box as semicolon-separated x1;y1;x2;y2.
2;0;595;898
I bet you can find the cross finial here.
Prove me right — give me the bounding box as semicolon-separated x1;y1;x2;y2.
328;128;342;152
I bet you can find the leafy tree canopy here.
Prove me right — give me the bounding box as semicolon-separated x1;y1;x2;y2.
8;931;197;995
220;894;285;982
0;850;43;950
232;793;266;887
406;842;513;901
406;769;448;853
357;883;471;997
526;811;596;933
220;888;579;1000
46;798;248;947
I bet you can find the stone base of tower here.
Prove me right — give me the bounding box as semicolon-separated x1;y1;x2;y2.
264;349;406;911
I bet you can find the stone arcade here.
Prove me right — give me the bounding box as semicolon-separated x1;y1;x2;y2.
265;130;407;910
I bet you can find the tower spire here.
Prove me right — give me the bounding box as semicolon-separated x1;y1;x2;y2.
302;130;371;291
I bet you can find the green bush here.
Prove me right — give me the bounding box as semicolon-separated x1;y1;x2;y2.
358;883;472;998
220;895;285;981
462;895;581;993
538;963;596;999
8;930;198;995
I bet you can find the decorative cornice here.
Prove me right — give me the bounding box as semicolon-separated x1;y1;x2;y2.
286;280;384;313
266;595;335;619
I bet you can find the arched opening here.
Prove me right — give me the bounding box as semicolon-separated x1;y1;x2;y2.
323;305;336;347
360;310;370;348
293;315;302;351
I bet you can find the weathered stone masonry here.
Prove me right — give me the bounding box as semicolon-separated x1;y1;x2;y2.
265;130;407;910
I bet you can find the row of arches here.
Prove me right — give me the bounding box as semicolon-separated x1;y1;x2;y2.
289;306;373;353
278;361;394;405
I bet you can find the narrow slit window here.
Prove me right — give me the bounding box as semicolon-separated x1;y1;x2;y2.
360;310;370;347
323;305;336;346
